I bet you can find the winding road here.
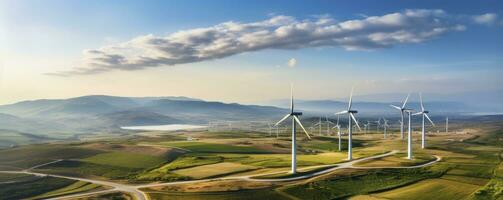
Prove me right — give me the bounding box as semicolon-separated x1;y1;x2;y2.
0;150;441;200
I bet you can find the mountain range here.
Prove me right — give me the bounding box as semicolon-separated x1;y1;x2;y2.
0;95;286;137
0;93;499;140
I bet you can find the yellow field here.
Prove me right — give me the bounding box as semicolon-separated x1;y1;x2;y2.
297;152;346;164
373;178;480;200
173;162;258;179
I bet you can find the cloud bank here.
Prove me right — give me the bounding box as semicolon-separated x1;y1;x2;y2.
51;9;473;76
472;13;498;25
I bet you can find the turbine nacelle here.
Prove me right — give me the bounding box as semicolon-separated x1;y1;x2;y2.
291;112;303;116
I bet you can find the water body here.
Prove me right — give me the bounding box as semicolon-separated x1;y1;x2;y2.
121;124;207;131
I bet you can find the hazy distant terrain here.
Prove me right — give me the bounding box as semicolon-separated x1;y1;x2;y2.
0;94;497;144
0;95;286;141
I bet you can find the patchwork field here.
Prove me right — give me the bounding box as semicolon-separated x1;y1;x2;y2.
82;151;166;169
29;181;105;199
0;119;501;200
373;178;480;200
0;176;77;200
173;162;258;179
158;141;270;153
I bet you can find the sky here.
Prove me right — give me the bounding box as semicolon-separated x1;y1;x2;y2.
1;0;502;105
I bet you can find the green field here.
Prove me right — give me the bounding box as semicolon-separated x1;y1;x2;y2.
283;168;444;199
0;176;77;200
29;181;103;199
155;155;223;171
1;118;502;199
0;145;103;169
147;189;289;200
0;173;34;182
159;141;269;153
35;160;139;179
82;151;166;169
353;153;436;167
374;178;480;200
173;162;258;179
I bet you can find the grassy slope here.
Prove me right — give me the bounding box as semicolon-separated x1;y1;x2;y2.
35;160;139;179
0;173;33;182
147;189;289;200
375;178;480;200
29;181;103;199
283;168;445;199
82;151;166;169
173;162;258;179
0;177;76;200
0;145;103;169
159;141;269;153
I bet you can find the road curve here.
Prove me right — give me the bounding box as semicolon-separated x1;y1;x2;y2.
349;155;442;169
0;150;442;200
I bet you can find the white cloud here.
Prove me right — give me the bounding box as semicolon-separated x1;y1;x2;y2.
472;13;498;25
50;9;472;76
287;58;297;67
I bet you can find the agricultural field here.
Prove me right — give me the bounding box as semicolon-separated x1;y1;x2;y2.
372;178;481;200
28;181;105;199
0;176;77;200
157;141;270;153
0;144;103;169
0;119;502;200
172;162;258;179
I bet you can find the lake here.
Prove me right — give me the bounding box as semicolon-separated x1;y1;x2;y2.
121;124;207;131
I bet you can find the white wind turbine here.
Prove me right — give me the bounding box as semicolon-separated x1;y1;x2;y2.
404;108;415;159
326;116;334;135
445;117;449;134
382;118;390;139
375;118;382;132
335;88;361;160
413;93;435;149
391;94;410;140
274;85;311;174
332;115;342;151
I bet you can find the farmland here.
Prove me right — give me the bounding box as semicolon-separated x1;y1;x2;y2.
0;118;501;200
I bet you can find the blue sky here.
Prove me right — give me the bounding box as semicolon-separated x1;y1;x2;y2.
0;0;502;104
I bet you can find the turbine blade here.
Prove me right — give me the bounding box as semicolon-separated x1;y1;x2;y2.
294;116;311;139
348;87;354;110
290;83;294;113
425;113;435;126
336;115;340;126
350;113;361;131
402;93;410;109
335;110;348;115
390;105;401;110
419;92;425;112
412;112;422;116
275;114;290;126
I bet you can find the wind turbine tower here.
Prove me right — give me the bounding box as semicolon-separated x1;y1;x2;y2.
405;108;415;159
446;117;449;134
391;94;410;140
336;88;361;160
274;85;311;174
413;93;435;149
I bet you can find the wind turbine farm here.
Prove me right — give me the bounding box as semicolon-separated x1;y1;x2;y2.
1;1;503;200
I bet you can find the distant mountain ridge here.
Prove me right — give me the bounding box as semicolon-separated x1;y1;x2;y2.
0;95;286;136
0;93;497;138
